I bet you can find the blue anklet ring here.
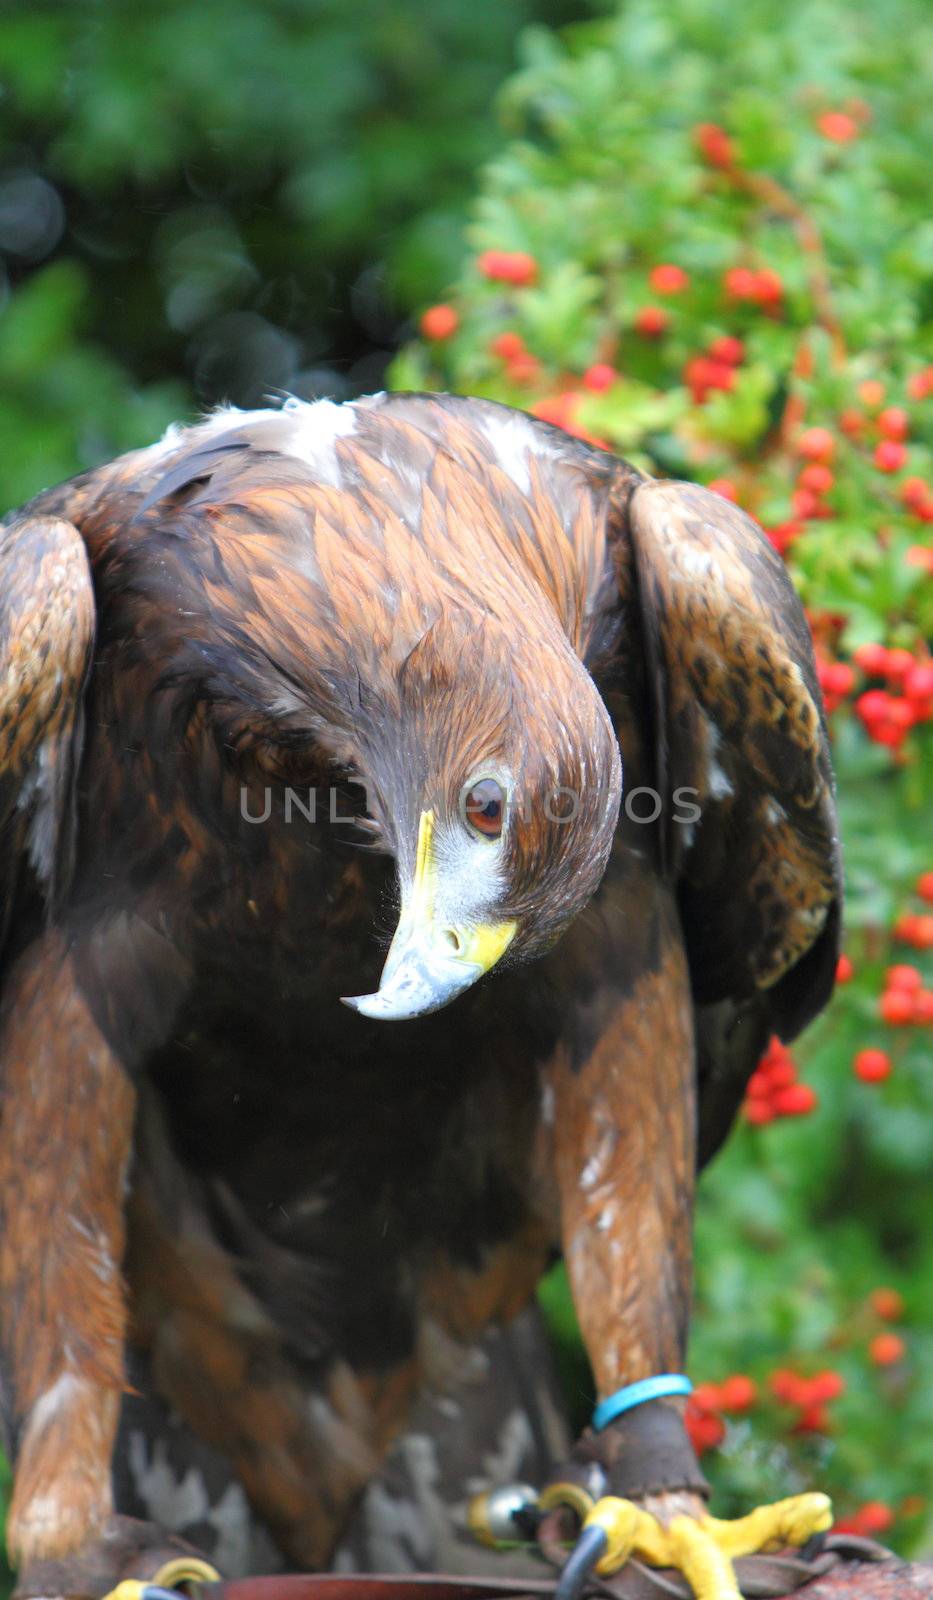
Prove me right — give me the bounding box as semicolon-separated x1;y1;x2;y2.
592;1374;693;1431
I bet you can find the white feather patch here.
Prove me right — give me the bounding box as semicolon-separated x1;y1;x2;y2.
476;412;545;495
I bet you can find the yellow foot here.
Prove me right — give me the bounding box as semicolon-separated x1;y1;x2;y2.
583;1491;832;1600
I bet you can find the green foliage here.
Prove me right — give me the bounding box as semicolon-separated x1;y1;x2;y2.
0;0;605;507
400;0;933;1552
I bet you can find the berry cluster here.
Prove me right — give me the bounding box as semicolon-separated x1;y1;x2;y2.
877;963;933;1026
852;645;933;750
723;264;784;308
684;335;745;404
685;1374;757;1453
743;1037;818;1124
769;1367;846;1435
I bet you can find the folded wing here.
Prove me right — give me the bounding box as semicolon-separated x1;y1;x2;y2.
0;514;95;962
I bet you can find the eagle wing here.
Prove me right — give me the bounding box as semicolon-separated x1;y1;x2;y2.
625;479;842;1159
0;514;95;961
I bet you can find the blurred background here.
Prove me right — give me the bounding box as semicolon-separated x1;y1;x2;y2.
0;0;602;505
1;0;931;1564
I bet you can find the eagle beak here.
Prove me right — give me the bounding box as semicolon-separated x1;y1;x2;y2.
342;809;517;1021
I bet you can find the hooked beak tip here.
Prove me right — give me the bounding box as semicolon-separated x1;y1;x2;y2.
339;991;402;1019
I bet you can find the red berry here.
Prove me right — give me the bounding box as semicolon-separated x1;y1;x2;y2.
477;250;538;287
708;335;744;365
745;1099;775;1125
912;989;933;1024
869;1287;905;1321
820;661;854;697
905;664;933;704
809;1370;846;1402
707;478;738;502
817;110;859;142
582;362;617;393
884;698;916;731
797;427;835;463
878;406;909;440
718;1374;758;1413
885;964;922;993
753;268;784;306
883;648;915;685
684;356;735;402
876;652;915;691
799;463;835;495
900;476;930;509
907;368;933;400
505;353;541;385
724;266;759;301
854;1502;895;1535
532;394;578;430
420;304;459;340
856;687;892;723
691;1383;722;1412
853;642;890;677
769;1369;809;1405
685;1406;725;1454
858;379;886;408
869;1332;905;1366
893;913;933;948
761;1035;790;1063
917;872;933;903
694;123;736;169
793;1403;831;1435
879;989;914;1025
854;1048;893;1082
766;520;803;556
874;440;908;473
489;330;525;360
839;407;866;437
650;263;690;294
708;362;736;391
836;954;854;983
765;1059;797;1089
791;488;818;520
772;1082;818;1117
635;305;670;337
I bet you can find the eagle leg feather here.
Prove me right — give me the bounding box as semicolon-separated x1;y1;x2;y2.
0;937;136;1575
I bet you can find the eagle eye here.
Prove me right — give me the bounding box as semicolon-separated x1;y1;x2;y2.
462;778;505;839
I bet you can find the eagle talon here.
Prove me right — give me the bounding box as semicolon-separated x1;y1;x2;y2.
561;1491;833;1600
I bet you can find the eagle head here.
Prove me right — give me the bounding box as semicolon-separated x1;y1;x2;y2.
342;607;622;1020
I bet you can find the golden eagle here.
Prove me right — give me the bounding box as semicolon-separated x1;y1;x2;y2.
0;394;840;1600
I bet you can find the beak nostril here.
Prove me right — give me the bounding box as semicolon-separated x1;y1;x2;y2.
441;927;462;954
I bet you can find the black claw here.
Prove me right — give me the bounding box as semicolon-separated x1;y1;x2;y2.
142;1587;193;1600
555;1524;609;1600
800;1531;828;1561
